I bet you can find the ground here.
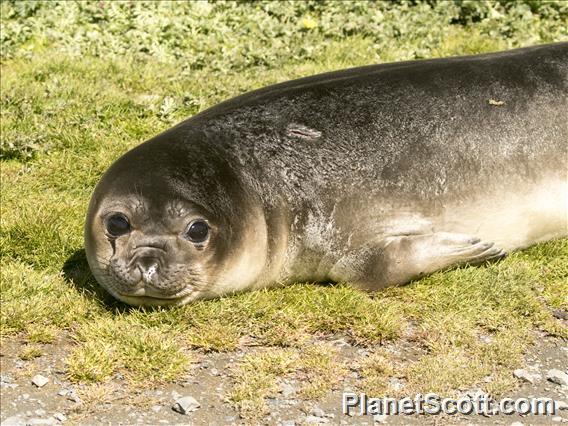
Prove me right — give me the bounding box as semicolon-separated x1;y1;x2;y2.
1;1;567;425
1;322;567;425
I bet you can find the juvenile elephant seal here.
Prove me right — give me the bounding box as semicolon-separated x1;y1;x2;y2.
85;43;567;306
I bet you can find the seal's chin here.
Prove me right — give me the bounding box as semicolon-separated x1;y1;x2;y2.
115;291;198;307
111;284;198;307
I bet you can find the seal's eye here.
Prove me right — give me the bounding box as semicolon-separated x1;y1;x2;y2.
185;220;209;243
106;214;131;237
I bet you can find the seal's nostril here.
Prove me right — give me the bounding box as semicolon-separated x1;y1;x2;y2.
137;257;159;282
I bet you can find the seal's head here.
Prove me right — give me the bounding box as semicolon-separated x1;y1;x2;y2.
84;129;268;306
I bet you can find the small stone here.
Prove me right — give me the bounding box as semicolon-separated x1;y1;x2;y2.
31;375;49;388
556;400;568;410
172;396;200;415
281;421;295;426
224;416;237;422
210;368;219;376
331;338;350;347
305;416;329;424
26;419;55;426
34;410;46;416
53;413;66;422
1;380;18;389
151;405;161;413
552;417;562;423
1;416;25;426
509;422;524;426
389;377;405;391
374;414;388;424
462;388;487;399
552;309;568;320
66;391;82;404
57;389;68;397
513;369;541;384
311;407;325;417
281;383;296;398
547;369;568;386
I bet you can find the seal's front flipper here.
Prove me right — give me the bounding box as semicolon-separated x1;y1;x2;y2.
330;232;506;291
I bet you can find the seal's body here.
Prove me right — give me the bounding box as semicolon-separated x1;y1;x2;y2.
85;43;567;306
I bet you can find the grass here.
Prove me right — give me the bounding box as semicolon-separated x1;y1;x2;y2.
18;344;42;361
228;345;347;417
228;348;300;418
1;0;567;421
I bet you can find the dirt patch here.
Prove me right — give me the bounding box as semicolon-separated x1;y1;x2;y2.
1;331;566;425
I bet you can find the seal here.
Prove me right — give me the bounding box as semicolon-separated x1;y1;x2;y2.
85;43;568;306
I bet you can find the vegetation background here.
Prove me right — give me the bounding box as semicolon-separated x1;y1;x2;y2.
1;0;567;421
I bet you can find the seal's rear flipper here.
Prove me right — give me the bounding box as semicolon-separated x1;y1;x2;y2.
330;232;506;291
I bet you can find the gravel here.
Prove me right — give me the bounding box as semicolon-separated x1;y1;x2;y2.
172;396;200;415
513;368;542;384
52;413;66;422
65;390;81;404
27;419;56;426
389;377;405;391
305;415;329;424
0;374;18;390
0;416;24;426
374;414;388;424
1;334;566;425
546;369;568;386
311;407;325;418
281;383;296;398
31;376;49;388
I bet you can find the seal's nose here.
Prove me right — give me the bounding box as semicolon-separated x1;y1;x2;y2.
137;257;159;283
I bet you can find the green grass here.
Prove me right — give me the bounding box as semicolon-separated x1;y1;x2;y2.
228;345;347;418
1;0;567;420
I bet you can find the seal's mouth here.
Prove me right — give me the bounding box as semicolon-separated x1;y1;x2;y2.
120;285;182;299
116;291;197;307
115;283;196;306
